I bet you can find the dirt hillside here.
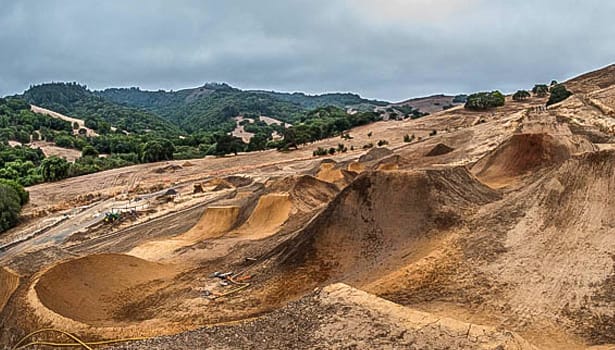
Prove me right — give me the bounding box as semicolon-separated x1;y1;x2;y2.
3;64;615;349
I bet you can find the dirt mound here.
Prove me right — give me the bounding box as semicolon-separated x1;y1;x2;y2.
185;206;240;238
223;175;253;188
203;177;234;191
128;206;240;260
267;175;339;212
315;161;356;188
474;150;615;344
271;168;500;284
316;284;537;350
425;143;455;157
358;147;393;163
34;254;178;325
234;193;293;239
472;133;576;187
376;155;401;171
154;164;182;174
0;267;19;313
347;161;365;173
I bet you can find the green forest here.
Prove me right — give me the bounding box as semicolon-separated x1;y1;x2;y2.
24;83;180;134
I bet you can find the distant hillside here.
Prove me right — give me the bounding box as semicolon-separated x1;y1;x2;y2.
23;83;179;134
391;94;464;114
96;84;389;133
252;90;389;110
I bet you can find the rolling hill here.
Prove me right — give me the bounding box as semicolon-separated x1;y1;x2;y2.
96;84;389;132
23;83;180;134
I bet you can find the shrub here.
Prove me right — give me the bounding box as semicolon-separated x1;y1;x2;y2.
54;135;74;148
0;183;22;232
452;94;468;103
547;84;572;106
0;179;29;205
40;156;71;182
328;147;336;155
403;134;415;143
377;139;389;147
313;147;328;157
442;104;455;110
512;90;531;101
429;130;438;136
464;91;505;110
532;84;549;97
363;143;374;149
81;145;99;158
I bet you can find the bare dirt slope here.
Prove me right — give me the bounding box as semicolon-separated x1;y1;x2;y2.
30;105;98;136
392;94;462;114
3;64;615;349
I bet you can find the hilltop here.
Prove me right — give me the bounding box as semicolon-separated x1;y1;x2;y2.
96;84;389;132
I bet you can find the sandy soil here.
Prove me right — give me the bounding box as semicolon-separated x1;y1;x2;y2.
7;140;81;162
0;267;19;314
3;65;615;349
30;141;82;162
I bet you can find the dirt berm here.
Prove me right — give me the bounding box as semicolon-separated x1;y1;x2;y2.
472;133;594;188
266;167;500;290
106;283;537;350
469;150;615;344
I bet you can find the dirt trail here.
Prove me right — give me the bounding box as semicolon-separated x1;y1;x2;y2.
30;105;98;136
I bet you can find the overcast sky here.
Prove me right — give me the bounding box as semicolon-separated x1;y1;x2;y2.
0;0;613;102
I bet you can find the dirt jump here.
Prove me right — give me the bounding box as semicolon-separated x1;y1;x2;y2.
4;65;615;349
128;206;240;260
234;193;292;239
266;168;500;292
472;133;578;187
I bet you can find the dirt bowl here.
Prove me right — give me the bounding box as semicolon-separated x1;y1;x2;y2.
34;254;178;326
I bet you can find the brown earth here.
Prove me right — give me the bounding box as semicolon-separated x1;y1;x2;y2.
34;254;179;326
0;268;19;314
3;64;615;349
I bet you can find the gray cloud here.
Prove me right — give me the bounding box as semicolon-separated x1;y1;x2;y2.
0;0;613;101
